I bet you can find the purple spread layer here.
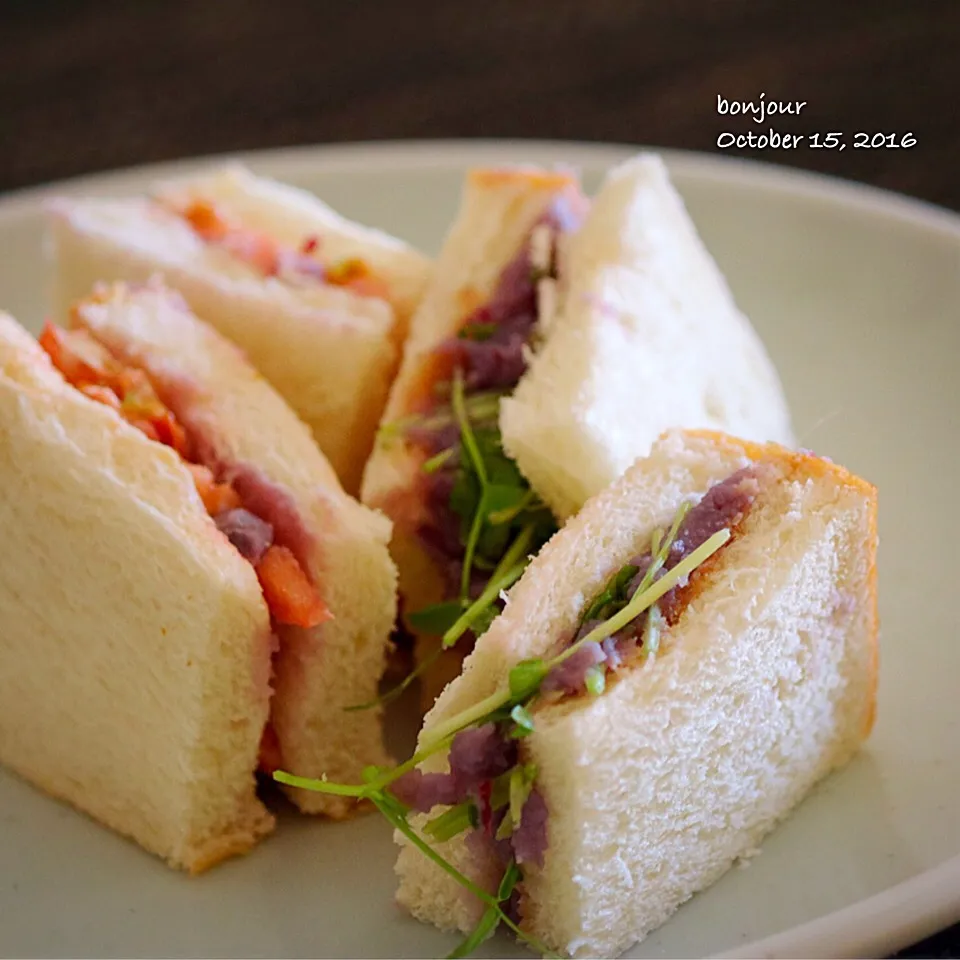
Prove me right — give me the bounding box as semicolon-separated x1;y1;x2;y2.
408;196;584;590
214;508;274;564
393;721;547;868
430;197;579;394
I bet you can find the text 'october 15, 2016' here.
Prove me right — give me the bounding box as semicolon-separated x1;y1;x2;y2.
714;95;916;152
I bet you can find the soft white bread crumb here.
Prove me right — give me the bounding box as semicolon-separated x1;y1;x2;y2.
154;162;432;335
501;154;796;520
395;430;877;956
0;312;274;871
359;168;582;702
75;281;398;817
47;164;432;492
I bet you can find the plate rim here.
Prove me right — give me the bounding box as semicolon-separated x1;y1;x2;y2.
1;137;958;959
2;138;959;241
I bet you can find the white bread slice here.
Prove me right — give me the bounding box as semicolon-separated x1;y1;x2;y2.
0;312;274;872
154;162;432;335
500;154;795;521
73;280;398;817
395;429;878;957
359;168;583;694
48;165;431;493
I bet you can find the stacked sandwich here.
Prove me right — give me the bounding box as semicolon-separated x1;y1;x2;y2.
0;153;877;957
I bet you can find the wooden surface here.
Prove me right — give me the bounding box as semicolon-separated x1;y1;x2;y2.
2;0;958;211
2;1;958;956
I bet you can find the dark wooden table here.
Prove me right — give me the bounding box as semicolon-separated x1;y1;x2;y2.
2;1;958;956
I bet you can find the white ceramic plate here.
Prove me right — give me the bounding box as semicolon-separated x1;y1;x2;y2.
1;141;958;959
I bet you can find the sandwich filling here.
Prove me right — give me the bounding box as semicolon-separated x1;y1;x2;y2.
38;321;330;773
169;198;390;300
277;466;761;954
386;195;585;662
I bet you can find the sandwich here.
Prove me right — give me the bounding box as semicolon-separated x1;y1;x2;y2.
0;278;396;871
47;163;433;492
282;428;878;957
360;155;795;704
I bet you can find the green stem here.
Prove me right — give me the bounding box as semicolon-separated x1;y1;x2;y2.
272;771;366;797
373;794;500;909
423;448;455;474
442;524;536;649
443;562;526;649
488;522;536;586
272;731;454;798
344;643;444;712
451;368;492;603
488;489;535;525
381;391;504;444
420;686;514;751
460;489;489;602
549;528;731;669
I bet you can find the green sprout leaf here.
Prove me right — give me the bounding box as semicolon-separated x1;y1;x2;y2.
424;801;479;843
470;604;499;639
643;603;662;661
584;665;606;696
508;659;548;701
448;905;500;959
449;469;480;526
457;322;499;342
509;703;535;737
423;448;456;474
484;483;530;519
408;601;466;636
509;765;537;825
580;563;639;625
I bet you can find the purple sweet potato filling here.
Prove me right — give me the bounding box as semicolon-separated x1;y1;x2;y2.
214;508;274;564
407;196;584;584
393;721;546;867
392;722;518;813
